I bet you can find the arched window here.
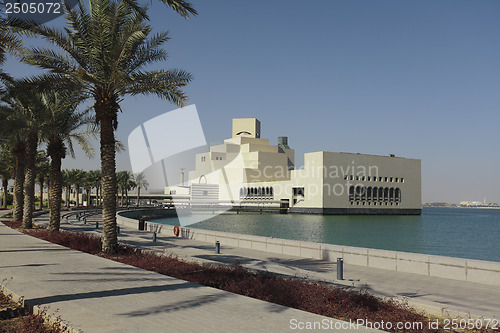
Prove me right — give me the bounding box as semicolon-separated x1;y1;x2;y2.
373;187;378;200
349;186;354;201
389;188;394;201
384;187;389;201
270;187;273;197
378;187;383;200
355;185;364;200
240;187;244;198
367;187;372;201
395;188;401;202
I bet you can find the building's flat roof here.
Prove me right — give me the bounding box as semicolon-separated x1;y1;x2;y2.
306;150;420;161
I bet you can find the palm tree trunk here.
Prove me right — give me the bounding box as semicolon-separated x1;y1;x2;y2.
136;187;140;207
13;148;25;222
100;115;118;254
39;178;44;210
47;177;50;208
76;185;79;207
96;187;99;206
48;155;63;232
66;186;70;208
23;132;38;229
2;178;8;209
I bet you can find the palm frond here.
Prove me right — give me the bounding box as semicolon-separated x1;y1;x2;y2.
115;139;126;152
20;73;88;94
157;0;197;19
125;69;192;106
69;132;95;158
23;47;79;73
127;32;169;71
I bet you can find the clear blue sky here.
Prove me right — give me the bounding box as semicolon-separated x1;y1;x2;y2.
4;0;500;204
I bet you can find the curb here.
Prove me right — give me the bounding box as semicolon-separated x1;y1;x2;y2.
0;283;79;333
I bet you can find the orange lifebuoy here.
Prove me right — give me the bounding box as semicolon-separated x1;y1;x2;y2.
173;225;180;237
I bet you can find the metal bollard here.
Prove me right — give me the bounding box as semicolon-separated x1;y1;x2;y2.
153;232;157;242
215;241;220;254
337;258;344;280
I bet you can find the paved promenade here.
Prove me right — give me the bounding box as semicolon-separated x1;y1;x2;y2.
0;213;381;333
41;211;500;321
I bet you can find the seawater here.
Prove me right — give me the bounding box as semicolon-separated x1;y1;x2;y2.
151;207;500;262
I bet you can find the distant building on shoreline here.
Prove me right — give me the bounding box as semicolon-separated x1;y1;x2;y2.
459;200;499;208
165;118;421;215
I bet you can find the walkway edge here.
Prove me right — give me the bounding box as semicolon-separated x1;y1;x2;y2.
0;283;78;333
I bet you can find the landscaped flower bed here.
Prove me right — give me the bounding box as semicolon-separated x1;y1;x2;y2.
0;290;64;333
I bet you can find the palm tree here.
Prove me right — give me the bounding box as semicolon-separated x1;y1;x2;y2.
62;170;69;207
35;151;50;210
72;169;87;208
117;171;135;206
0;84;49;228
23;130;38;228
134;172;149;206
82;172;93;207
0;146;14;209
0;88;30;222
86;170;101;206
62;169;76;208
21;0;191;253
42;92;94;231
0;174;9;208
11;139;24;220
0;155;8;209
116;172;124;205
